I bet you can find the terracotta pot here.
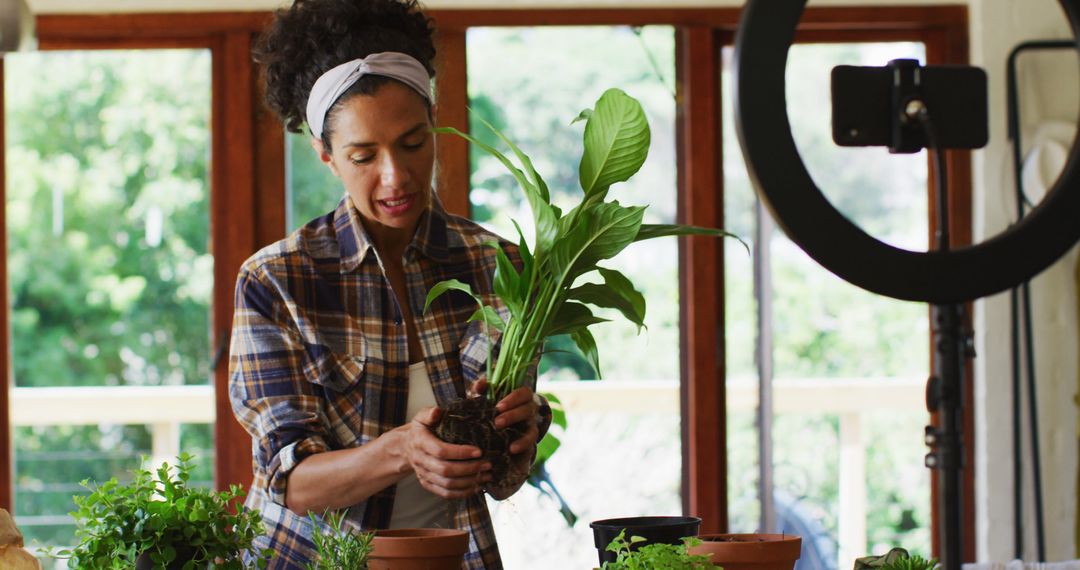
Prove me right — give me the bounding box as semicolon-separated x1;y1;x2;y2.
689;533;801;570
368;528;469;570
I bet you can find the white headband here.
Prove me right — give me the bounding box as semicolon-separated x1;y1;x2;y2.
305;51;432;139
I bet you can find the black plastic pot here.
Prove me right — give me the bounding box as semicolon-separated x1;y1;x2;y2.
590;515;702;565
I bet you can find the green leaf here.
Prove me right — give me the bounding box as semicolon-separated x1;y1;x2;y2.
579;88;651;199
434;126;560;255
511;219;534;299
570;327;601;378
543;302;608;338
567;268;646;333
474;113;550;204
550;201;645;282
636;223;750;256
571;108;592;125
423;279;478;314
467;306;506;333
536;433;561;463
488;241;523;318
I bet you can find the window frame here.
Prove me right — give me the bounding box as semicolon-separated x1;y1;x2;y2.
3;12;285;494
0;5;974;561
427;6;974;557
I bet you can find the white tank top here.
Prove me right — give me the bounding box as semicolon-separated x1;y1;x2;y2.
388;362;451;529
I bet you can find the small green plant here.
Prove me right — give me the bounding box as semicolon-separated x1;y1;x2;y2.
856;547;938;570
880;553;939;570
304;509;374;570
427;87;742;403
46;453;270;569
601;529;716;569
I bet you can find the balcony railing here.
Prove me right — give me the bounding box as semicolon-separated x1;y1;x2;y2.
12;376;924;568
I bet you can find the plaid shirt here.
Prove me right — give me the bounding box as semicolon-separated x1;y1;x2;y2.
229;195;515;569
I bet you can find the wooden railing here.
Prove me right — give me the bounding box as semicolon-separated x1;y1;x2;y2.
12;376;925;568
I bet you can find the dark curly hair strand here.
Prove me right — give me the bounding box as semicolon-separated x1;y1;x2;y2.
254;0;436;148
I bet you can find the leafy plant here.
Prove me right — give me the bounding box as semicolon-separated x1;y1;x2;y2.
305;509;374;570
879;553;938;570
855;546;938;570
46;453;270;569
426;87;742;402
601;529;716;570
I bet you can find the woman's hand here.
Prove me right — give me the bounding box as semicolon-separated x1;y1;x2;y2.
469;380;541;500
493;385;541;456
402;407;492;499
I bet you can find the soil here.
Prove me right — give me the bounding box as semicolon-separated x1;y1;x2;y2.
434;397;530;487
700;536;771;542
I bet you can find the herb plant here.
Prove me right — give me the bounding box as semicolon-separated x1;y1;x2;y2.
47;454;270;569
426;87;740;402
880;553;939;570
305;509;373;570
601;529;716;570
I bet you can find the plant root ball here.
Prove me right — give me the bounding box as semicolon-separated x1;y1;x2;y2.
435;397;529;489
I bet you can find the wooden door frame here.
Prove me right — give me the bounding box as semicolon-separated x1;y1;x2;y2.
1;57;10;512
21;12;283;493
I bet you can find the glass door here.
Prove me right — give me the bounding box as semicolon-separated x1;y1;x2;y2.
466;25;680;569
724;42;932;570
6;49;214;553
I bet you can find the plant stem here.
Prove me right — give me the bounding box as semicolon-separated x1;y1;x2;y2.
489;269;564;401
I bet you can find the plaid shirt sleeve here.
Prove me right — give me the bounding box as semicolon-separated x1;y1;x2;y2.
229;262;333;507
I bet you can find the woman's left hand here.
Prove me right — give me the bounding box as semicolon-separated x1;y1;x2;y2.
493;385;540;455
468;380;540;499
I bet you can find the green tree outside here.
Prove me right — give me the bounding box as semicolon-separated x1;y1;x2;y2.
6;49;215;547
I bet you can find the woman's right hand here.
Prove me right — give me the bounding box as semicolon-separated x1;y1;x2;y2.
402;407;491;499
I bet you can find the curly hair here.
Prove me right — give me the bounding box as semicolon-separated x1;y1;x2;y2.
254;0;436;147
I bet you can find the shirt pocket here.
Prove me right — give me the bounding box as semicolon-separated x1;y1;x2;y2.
458;319;501;384
304;340;367;394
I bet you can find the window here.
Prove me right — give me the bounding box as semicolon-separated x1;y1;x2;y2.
2;13;275;557
287;131;341;231
466;25;679;569
6;48;214;547
724;42;933;569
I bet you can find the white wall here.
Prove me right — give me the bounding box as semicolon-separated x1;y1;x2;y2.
18;0;1080;563
970;0;1080;563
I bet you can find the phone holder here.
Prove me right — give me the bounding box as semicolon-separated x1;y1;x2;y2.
734;0;1080;305
831;59;989;154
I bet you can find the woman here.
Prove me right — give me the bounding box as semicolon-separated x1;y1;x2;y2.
229;1;543;567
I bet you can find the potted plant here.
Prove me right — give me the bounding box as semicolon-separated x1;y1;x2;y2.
305;509;373;570
855;547;938;570
303;509;468;570
426;87;743;489
590;516;703;566
367;528;469;570
47;453;270;569
688;533;801;570
880;553;938;570
598;529;717;569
